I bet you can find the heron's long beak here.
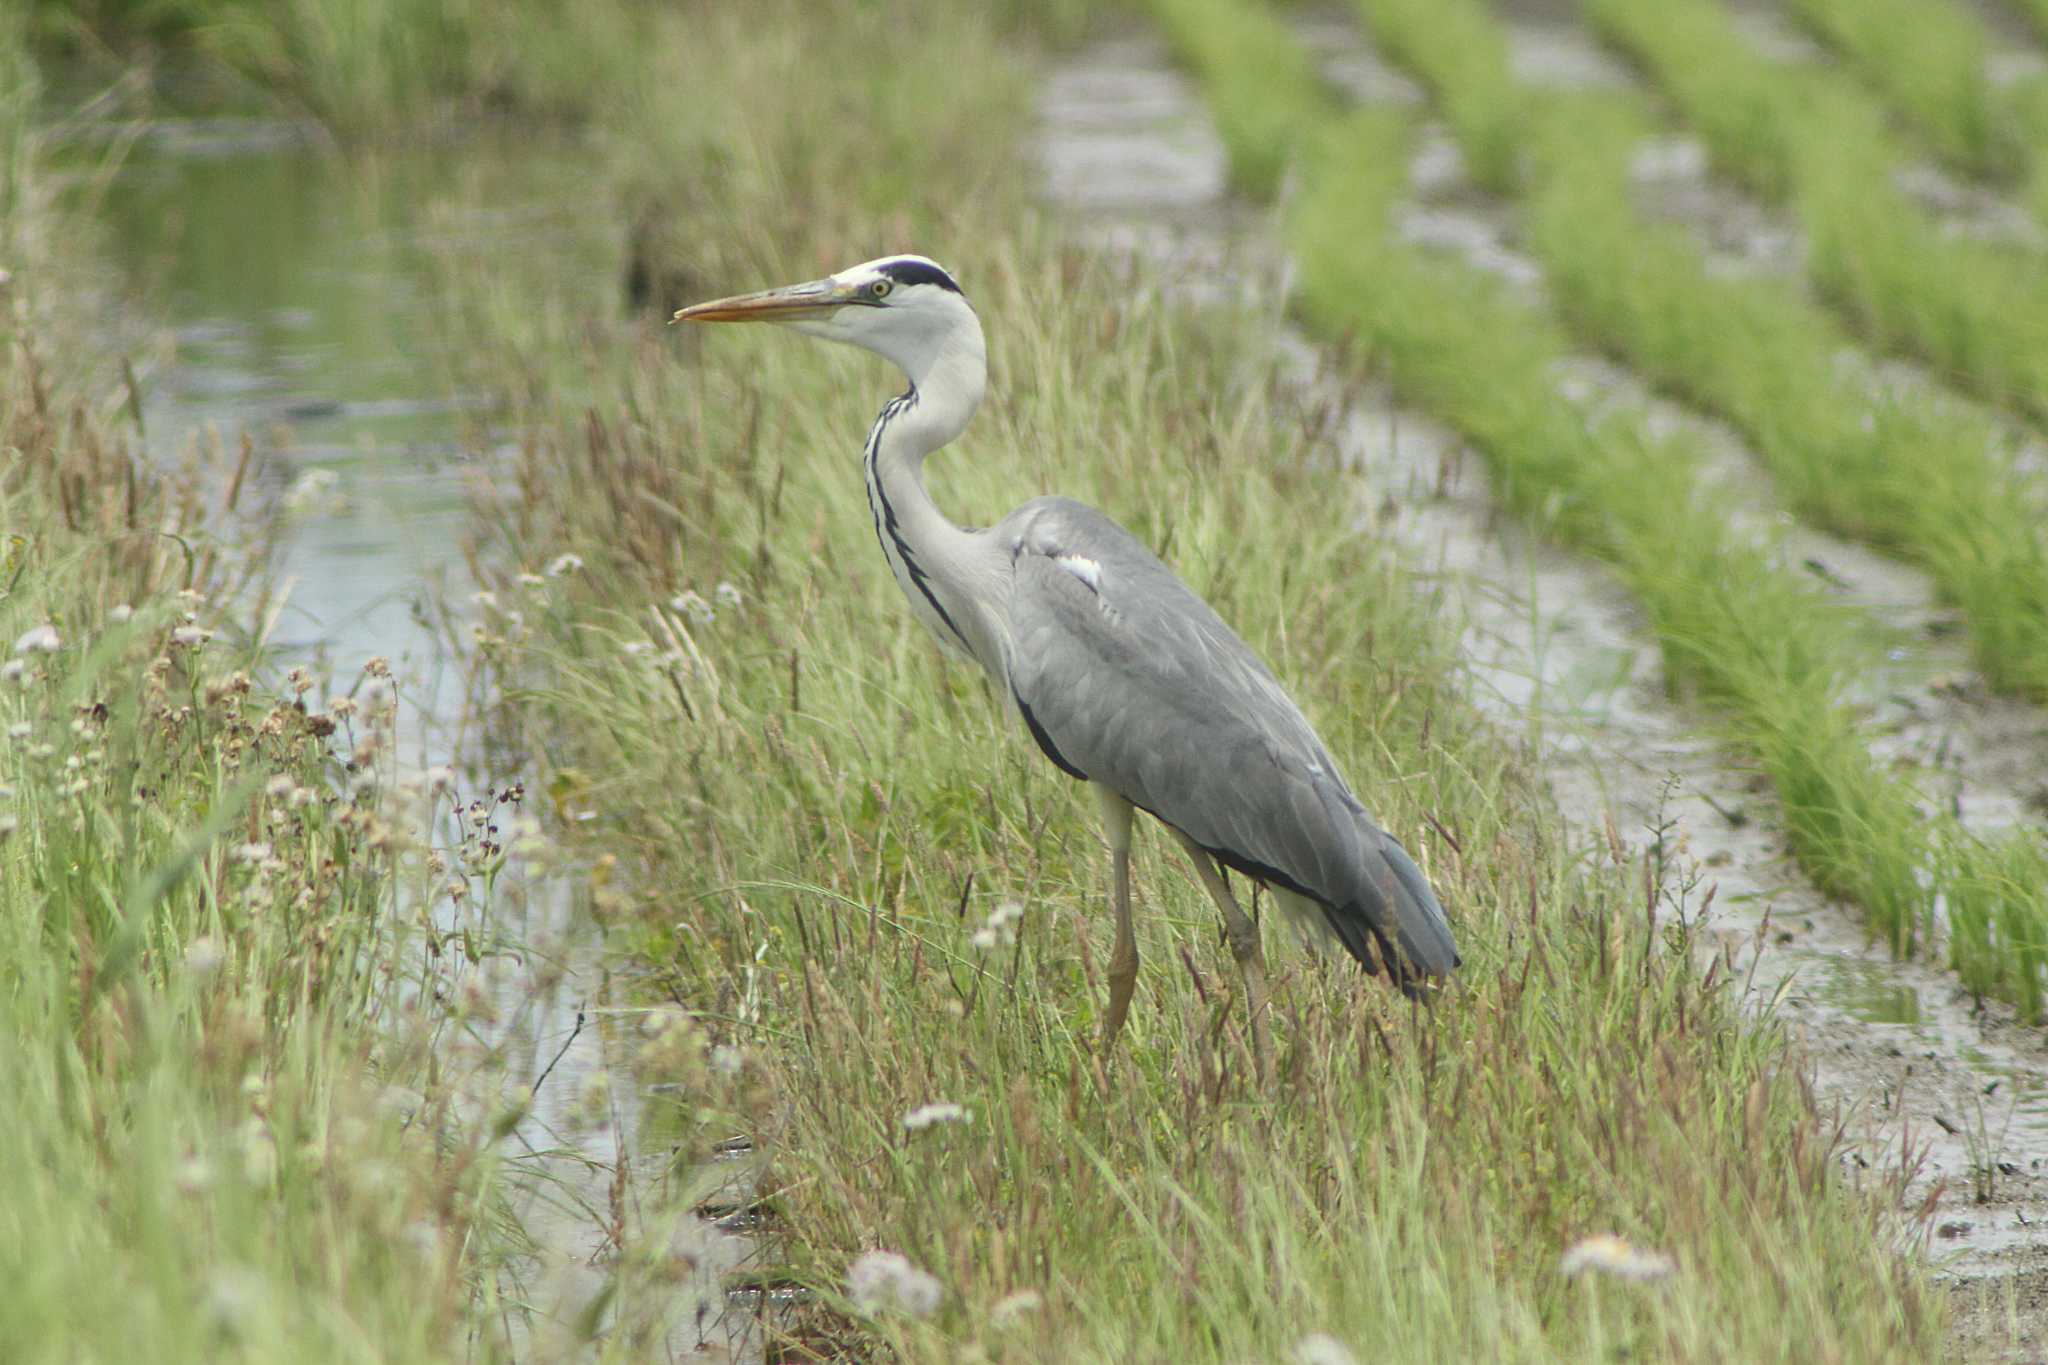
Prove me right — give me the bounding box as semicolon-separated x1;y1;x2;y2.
671;277;852;324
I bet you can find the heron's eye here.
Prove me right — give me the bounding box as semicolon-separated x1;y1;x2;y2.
869;279;892;301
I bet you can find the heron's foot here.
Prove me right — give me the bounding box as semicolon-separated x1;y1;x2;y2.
1101;960;1137;1050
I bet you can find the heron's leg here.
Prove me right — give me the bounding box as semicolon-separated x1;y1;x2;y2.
1173;832;1275;1082
1093;787;1139;1050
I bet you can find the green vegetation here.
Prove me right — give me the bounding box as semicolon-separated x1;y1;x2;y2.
22;0;651;135
1784;0;2015;181
1782;0;2048;243
1588;0;2048;424
1358;0;1521;192
1518;99;2048;705
1144;0;1333;197
0;17;672;1359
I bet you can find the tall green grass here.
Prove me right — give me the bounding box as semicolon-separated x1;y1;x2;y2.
0;290;518;1365
1783;0;2048;245
1784;0;2016;181
445;0;1947;1357
1589;0;2048;424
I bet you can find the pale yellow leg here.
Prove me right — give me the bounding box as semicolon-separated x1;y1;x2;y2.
1094;787;1139;1050
1175;832;1275;1082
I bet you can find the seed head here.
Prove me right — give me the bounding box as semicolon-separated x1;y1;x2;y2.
847;1250;943;1318
902;1101;969;1132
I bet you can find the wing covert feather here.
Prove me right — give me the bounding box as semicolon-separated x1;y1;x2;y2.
999;498;1459;984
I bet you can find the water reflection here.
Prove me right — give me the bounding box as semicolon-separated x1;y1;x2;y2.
91;124;613;724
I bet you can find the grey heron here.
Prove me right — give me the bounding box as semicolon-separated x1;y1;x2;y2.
675;254;1459;1076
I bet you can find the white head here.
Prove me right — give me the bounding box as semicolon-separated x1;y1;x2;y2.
674;254;985;396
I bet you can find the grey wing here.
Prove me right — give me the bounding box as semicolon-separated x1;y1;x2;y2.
1000;498;1460;988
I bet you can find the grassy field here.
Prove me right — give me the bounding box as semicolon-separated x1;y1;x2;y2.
443;1;1954;1359
17;0;2048;1356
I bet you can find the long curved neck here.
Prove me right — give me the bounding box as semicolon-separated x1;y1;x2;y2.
861;314;993;663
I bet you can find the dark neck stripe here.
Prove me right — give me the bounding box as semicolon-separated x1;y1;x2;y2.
863;387;972;653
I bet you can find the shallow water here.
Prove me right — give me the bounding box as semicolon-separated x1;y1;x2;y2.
93;127;612;724
87;120;760;1357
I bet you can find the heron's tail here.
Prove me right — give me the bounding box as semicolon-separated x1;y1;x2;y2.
1324;824;1460;998
1374;830;1460;988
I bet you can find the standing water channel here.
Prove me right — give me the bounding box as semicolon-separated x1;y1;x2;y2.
92;124;765;1359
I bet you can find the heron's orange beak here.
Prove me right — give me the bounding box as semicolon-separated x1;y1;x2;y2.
671;276;851;324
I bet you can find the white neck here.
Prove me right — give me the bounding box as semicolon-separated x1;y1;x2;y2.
860;309;999;668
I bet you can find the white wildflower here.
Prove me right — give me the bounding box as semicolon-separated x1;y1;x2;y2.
990;1290;1042;1326
184;936;226;981
670;590;714;625
13;624;59;654
265;774;296;799
847;1250;943;1318
174;1154;212;1195
471;590;499;612
327;696;358;720
1296;1334;1362;1365
515;571;547;588
970;900;1024;951
230;841;272;865
0;814;18;839
288;786;315;809
1560;1234;1676;1283
425;765;456;796
714;580;743;609
6;722;28;740
171;625;212;647
902;1101;969;1132
622;640;654;657
109;604;134;623
546;552;584;577
1;660;23;683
